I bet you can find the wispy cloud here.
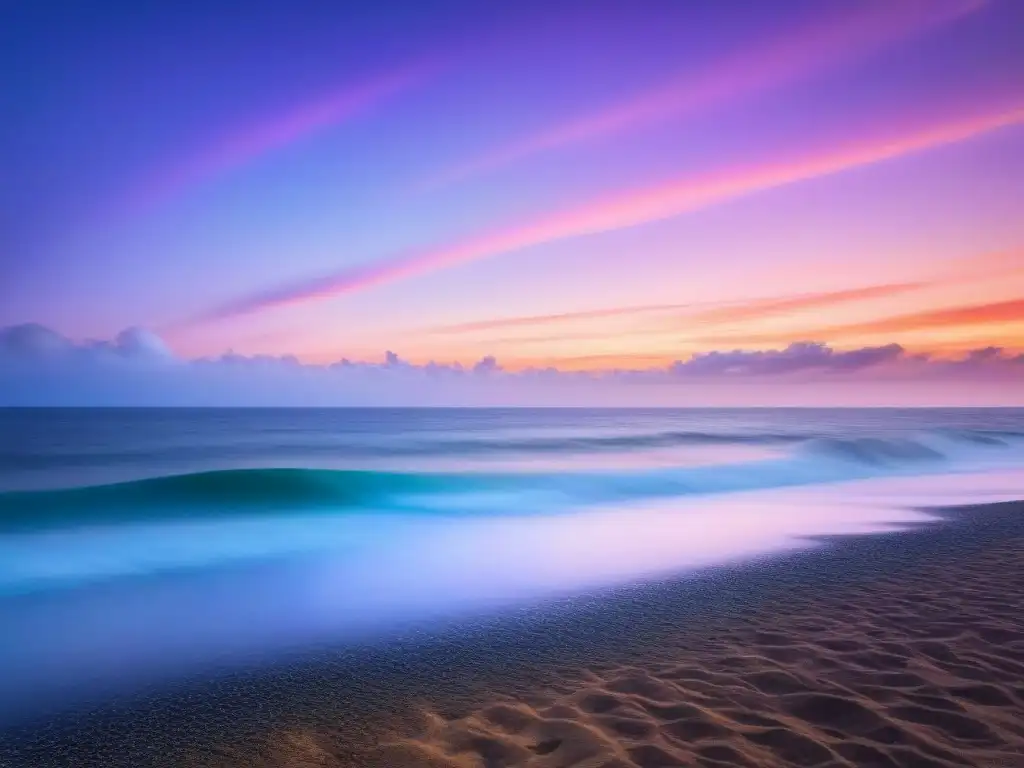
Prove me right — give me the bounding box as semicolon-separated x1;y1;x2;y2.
196;103;1024;324
486;330;636;348
683;283;928;326
433;283;925;342
415;0;987;190
826;297;1024;337
692;297;1024;348
507;351;686;371
116;60;442;218
430;303;694;335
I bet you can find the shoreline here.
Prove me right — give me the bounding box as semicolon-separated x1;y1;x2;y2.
2;500;1023;767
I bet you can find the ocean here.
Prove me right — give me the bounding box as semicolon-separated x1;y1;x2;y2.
2;407;1024;726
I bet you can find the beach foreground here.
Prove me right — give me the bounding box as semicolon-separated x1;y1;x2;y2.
222;504;1024;768
3;502;1023;768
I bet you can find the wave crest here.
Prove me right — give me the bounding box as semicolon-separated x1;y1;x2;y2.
0;468;463;531
2;428;1022;532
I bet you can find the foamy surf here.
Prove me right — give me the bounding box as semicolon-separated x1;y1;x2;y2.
1;408;1023;724
1;468;1022;726
1;425;1023;593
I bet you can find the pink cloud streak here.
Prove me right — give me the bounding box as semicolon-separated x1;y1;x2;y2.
198;102;1024;323
119;61;441;217
417;0;987;191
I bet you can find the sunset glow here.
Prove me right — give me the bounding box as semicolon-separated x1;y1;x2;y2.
3;0;1023;404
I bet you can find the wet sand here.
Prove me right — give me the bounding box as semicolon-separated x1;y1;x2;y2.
3;502;1024;768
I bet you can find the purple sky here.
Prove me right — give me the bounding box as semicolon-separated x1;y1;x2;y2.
1;0;1022;405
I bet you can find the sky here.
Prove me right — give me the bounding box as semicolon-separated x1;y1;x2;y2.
1;0;1023;405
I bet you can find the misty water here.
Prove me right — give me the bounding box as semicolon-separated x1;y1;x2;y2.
2;407;1024;724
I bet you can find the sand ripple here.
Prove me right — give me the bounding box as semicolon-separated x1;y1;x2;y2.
347;541;1024;767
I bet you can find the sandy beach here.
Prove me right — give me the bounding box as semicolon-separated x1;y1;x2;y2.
243;502;1024;768
4;502;1024;768
361;546;1024;767
284;505;1022;768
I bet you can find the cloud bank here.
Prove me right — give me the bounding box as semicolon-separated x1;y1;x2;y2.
1;325;1020;407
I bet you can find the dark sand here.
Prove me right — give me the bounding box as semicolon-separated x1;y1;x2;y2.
3;502;1024;768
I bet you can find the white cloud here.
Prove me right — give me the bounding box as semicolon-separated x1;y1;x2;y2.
0;325;1020;406
0;323;73;359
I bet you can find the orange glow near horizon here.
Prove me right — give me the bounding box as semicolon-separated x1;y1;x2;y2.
284;283;1023;371
10;0;1024;405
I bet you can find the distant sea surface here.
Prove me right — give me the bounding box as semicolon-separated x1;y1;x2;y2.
2;407;1024;724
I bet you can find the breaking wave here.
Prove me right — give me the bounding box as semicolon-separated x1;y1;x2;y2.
2;428;1022;535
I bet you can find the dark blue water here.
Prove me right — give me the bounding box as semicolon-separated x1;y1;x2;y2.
6;407;1024;486
1;407;1023;724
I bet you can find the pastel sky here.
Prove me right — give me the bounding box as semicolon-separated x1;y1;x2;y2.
2;0;1023;405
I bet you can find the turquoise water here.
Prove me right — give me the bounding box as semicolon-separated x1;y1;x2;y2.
1;407;1023;723
3;408;1024;590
